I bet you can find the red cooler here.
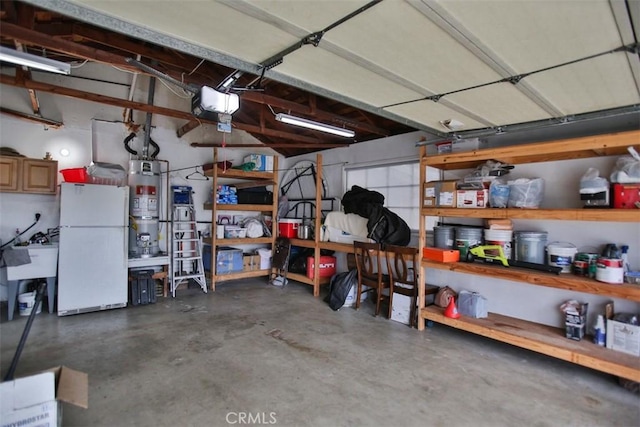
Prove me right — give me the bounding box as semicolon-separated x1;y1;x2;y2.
278;219;301;238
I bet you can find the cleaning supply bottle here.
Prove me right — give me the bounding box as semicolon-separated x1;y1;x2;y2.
593;314;606;346
620;245;630;273
14;228;21;246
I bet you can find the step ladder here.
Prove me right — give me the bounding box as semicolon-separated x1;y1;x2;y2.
170;186;207;297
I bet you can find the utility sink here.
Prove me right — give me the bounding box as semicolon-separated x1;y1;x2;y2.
6;244;59;281
4;243;58;321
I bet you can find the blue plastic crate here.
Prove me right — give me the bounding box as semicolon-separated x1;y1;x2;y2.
172;186;192;204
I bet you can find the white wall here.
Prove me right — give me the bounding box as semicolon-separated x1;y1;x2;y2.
283;132;640;329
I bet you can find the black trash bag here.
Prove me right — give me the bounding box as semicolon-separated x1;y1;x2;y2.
341;185;384;218
324;269;358;311
367;205;411;246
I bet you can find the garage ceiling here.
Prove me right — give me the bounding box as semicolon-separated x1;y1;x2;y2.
1;0;639;157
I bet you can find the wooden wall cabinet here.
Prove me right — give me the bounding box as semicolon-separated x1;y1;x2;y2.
0;156;58;194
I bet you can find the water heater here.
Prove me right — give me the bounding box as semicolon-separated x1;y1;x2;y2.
129;159;161;258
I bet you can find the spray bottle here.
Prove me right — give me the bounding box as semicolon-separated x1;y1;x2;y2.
620;245;630;273
593;314;606;346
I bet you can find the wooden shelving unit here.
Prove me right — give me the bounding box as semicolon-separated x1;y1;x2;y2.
417;129;640;381
281;154;358;296
422;260;640;302
421;207;638;222
203;150;279;291
422;306;640;382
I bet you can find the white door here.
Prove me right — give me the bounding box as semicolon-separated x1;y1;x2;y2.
58;227;128;314
60;183;128;227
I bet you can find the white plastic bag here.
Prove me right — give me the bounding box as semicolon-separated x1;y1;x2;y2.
507;178;544;208
580;168;608;193
489;179;510;208
610;148;640;183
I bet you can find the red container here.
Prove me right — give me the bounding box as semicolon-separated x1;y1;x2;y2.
612;183;640;209
278;219;301;238
306;256;336;279
60;167;88;183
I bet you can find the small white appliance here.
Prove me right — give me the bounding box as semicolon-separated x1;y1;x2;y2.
58;183;129;315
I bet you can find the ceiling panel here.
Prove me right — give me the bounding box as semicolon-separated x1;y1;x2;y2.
445;83;553;126
277;46;424;108
320;0;503;94
68;0;299;64
433;0;625;71
385;100;488;132
239;0;373;33
524;54;640;115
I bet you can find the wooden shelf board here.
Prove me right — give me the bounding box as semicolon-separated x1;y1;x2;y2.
421;260;640;302
205;168;273;180
203;237;273;246
317;241;355;253
213;269;270;281
421;306;640;381
288;272;331;287
289;238;316;249
424;130;640;170
421;208;640;222
204;203;275;211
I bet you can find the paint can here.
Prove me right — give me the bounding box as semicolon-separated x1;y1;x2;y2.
514;231;547;264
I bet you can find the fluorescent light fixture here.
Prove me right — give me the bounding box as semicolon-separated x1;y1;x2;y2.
0;46;71;75
219;70;244;90
275;113;355;138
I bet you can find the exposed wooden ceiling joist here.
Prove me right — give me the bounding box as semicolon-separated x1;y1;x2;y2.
0;5;418;157
0;74;337;145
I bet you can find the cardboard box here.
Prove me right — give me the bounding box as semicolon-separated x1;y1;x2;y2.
423;180;457;207
606;320;640;356
243;254;259;272
0;366;88;427
456;189;489;208
243;154;274;172
422;247;460;263
564;302;588;341
390;292;418;325
435;138;483;154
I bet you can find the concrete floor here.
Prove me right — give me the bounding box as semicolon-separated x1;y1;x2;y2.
1;279;638;427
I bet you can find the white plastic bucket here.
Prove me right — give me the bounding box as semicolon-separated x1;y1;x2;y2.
484;229;513;260
547;242;578;273
18;291;42;317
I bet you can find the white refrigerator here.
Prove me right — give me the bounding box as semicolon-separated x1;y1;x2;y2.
58;183;129;316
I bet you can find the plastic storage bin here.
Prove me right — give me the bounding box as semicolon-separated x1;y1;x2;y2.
215;246;243;274
60;168;87;183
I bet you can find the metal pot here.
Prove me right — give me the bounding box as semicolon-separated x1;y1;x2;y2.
297;224;312;240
